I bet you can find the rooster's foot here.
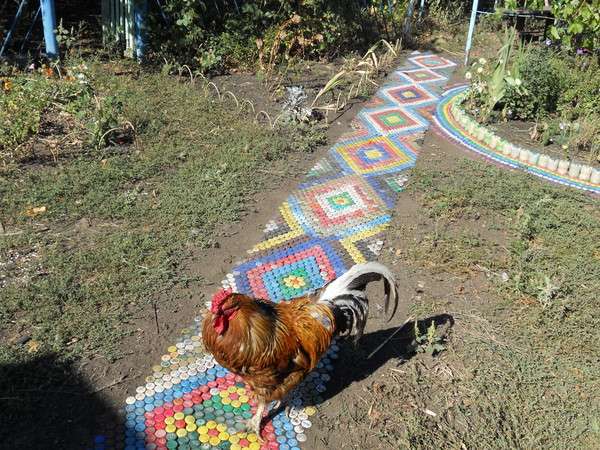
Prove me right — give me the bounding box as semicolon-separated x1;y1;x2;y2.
271;400;290;417
245;415;263;441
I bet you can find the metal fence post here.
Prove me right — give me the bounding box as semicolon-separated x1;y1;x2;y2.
134;0;148;60
40;0;59;59
465;0;479;65
0;0;29;58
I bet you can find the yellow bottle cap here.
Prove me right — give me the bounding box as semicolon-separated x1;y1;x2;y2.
305;406;317;416
218;432;230;441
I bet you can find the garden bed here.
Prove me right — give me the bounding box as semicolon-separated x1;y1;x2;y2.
435;86;600;193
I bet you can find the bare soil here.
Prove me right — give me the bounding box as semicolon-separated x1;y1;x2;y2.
82;60;403;445
305;128;503;450
489;119;598;167
88;61;508;450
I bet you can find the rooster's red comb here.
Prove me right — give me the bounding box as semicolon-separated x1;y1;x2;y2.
210;288;233;313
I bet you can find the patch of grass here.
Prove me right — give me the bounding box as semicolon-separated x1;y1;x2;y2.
384;160;600;449
0;62;325;366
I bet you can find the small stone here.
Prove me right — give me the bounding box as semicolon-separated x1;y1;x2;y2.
15;335;32;346
74;217;91;231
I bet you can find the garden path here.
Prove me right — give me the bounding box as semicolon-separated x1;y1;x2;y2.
93;51;457;450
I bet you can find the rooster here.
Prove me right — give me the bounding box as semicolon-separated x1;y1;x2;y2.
202;262;399;437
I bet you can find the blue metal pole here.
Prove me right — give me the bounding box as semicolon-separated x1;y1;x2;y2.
20;5;42;53
134;0;148;60
403;0;417;38
40;0;59;59
465;0;480;65
0;0;30;58
418;0;426;21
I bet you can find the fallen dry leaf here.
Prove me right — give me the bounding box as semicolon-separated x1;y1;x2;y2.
24;206;47;217
27;340;41;353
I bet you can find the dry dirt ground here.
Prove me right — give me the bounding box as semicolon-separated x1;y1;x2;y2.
307;130;497;450
82;60;405;444
89;67;504;448
6;53;598;449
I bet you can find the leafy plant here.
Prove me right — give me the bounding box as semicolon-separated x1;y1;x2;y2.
0;62;132;168
550;0;600;51
414;321;446;356
149;0;404;74
89;95;125;148
518;47;561;114
463;27;528;122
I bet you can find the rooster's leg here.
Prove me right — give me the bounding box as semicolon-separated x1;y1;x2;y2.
269;399;291;418
246;400;266;439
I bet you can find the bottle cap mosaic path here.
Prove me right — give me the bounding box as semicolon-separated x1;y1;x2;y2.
92;52;456;450
434;85;600;195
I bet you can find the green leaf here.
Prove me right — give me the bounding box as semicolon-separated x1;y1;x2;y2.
568;22;584;34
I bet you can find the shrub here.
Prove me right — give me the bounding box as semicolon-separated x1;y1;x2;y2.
558;57;600;119
149;0;401;73
518;47;561;115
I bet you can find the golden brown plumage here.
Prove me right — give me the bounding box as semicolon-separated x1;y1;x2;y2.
203;293;333;401
202;262;399;436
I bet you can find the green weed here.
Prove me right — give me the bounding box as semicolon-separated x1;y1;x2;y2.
413;321;446;356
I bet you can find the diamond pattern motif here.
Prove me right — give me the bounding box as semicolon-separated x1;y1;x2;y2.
95;52;456;450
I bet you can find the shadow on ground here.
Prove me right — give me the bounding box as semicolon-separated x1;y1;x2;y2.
321;313;455;403
0;353;120;450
